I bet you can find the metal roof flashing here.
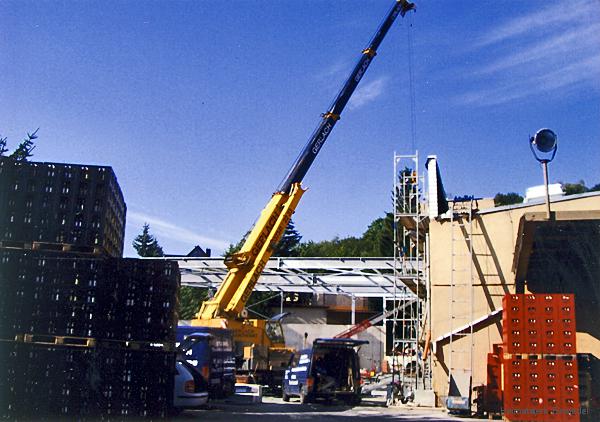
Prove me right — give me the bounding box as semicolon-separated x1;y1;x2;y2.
476;191;600;216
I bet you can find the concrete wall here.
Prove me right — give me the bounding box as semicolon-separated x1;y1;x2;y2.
283;323;385;371
283;306;327;324
429;194;600;405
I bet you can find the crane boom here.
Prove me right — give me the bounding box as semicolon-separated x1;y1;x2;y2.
277;0;415;194
196;0;415;323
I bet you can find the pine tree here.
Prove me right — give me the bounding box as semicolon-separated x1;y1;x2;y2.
272;219;302;257
0;129;40;160
178;286;209;320
0;136;8;156
10;129;39;161
132;223;164;257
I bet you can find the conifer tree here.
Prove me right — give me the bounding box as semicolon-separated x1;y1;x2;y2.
132;223;164;257
0;129;40;160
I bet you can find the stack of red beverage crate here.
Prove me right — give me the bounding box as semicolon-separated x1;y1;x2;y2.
501;293;580;421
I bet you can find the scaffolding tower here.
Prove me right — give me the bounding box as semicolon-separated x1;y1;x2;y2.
386;151;431;400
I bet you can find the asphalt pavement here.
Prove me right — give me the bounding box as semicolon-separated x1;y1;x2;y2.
177;396;485;421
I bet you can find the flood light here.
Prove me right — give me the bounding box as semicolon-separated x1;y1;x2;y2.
529;128;558;220
530;128;557;162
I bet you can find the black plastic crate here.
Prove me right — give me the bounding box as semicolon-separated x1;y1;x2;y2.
0;250;179;343
0;158;126;257
2;342;176;420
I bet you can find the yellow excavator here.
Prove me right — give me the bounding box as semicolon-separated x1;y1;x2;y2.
191;0;415;388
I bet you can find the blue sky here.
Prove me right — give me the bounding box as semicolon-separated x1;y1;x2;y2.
2;0;599;257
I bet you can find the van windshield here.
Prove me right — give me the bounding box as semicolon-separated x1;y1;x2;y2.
265;321;284;343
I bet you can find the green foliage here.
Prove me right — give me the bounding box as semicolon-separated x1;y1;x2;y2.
272;219;302;257
132;223;164;257
297;213;394;258
395;167;418;213
224;219;302;258
362;213;394;256
560;180;600;195
0;136;8;156
563;180;587;195
178;286;209;320
494;192;524;206
298;236;363;257
0;129;40;161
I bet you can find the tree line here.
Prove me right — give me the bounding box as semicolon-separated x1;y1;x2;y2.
134;177;600;319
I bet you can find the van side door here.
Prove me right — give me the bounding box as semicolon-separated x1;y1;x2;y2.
292;352;311;395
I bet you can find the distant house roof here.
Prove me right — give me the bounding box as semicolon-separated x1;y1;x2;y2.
187;246;211;257
165;245;211;258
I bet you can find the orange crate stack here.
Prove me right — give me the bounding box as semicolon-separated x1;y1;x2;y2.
498;293;580;422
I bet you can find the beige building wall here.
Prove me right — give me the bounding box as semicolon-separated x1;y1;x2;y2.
429;194;600;405
283;323;385;372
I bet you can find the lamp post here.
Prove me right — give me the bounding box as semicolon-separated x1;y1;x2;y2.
529;128;558;220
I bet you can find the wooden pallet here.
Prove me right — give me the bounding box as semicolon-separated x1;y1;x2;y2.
97;339;175;352
0;240;103;255
503;353;576;360
16;334;97;347
11;335;174;351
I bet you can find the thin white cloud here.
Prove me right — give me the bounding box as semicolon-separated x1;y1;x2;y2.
127;211;230;250
456;53;600;107
475;0;597;47
348;77;388;110
476;22;600;76
458;0;600;107
315;59;353;83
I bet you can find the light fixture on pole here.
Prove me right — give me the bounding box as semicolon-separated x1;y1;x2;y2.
529;128;558;220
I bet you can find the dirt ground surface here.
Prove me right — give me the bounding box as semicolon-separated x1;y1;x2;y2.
177;396;485;421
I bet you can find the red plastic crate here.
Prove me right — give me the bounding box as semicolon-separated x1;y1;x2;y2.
492;343;504;356
557;294;575;316
525;394;547;420
485;353;503;413
503;358;527;420
504;328;526;354
540;294;558;319
527;359;542;380
503;294;524;325
558;358;578;386
487;353;502;388
545;392;562;419
558;317;576;331
504;382;528;421
524;294;541;317
526;337;543;354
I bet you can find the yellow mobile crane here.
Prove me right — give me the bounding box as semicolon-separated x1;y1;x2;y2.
192;0;415;386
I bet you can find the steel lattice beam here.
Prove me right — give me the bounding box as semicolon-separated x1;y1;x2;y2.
163;257;424;298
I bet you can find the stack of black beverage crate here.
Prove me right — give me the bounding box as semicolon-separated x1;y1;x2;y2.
0;158;180;420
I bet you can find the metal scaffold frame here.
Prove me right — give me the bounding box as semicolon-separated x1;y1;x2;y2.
388;151;431;398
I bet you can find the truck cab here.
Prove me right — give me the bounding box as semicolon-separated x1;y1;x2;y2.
176;326;236;399
282;338;368;405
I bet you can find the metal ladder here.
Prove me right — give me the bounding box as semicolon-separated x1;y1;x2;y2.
446;197;474;413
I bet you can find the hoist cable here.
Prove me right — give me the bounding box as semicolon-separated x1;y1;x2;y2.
406;13;417;151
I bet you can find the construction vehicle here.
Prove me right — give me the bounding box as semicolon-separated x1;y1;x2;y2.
191;0;416;388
